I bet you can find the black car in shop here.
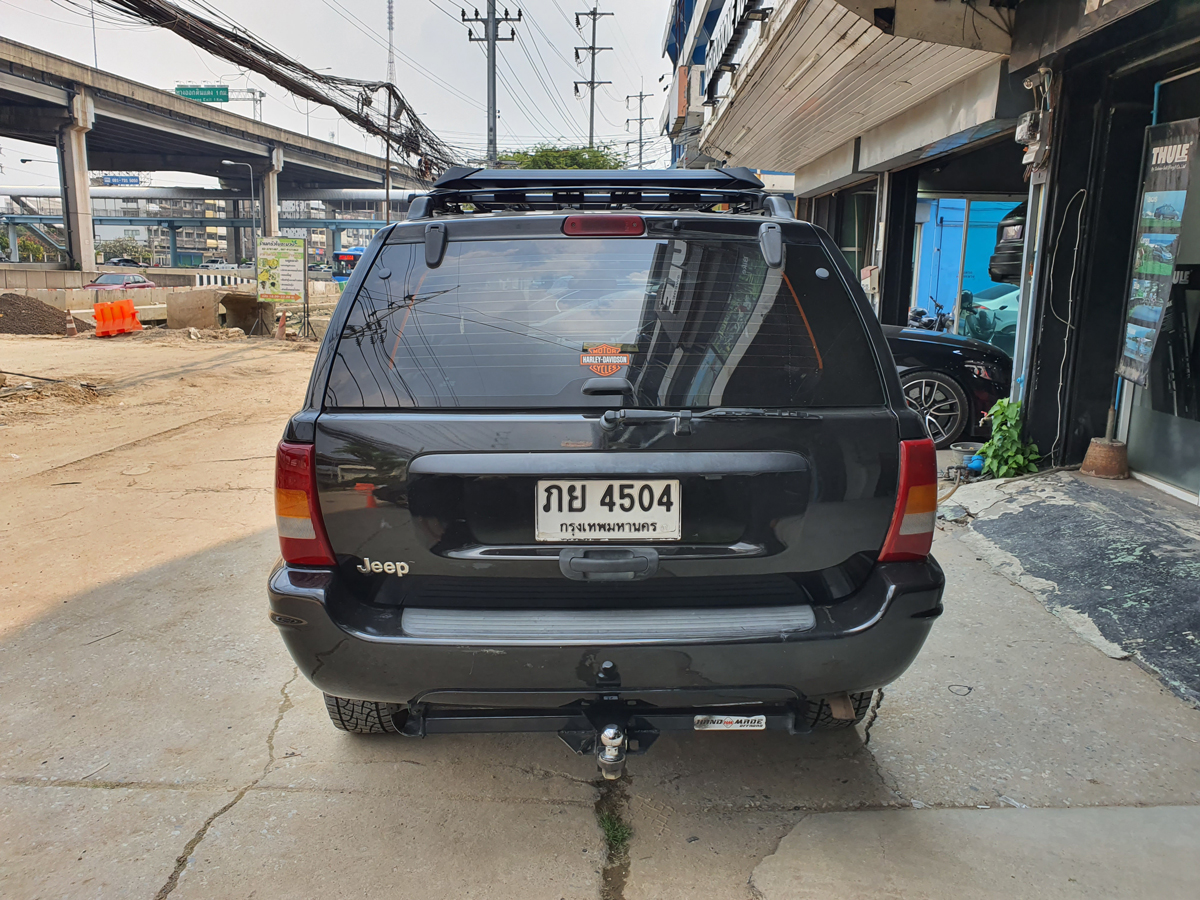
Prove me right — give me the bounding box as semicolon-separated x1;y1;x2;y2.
885;326;1012;449
268;167;945;778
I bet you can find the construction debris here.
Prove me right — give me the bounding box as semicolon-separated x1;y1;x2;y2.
0;293;93;335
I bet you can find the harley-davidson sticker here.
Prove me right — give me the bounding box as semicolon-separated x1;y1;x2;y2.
580;344;630;376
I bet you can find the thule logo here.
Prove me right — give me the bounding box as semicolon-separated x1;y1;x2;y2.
1151;143;1191;166
356;557;410;576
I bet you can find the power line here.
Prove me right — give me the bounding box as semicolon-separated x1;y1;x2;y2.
515;32;585;142
318;0;483;110
81;0;459;177
573;7;612;148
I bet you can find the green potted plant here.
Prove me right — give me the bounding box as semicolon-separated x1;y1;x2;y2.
978;399;1040;478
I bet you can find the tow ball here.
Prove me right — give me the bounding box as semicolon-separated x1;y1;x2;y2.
596;724;627;780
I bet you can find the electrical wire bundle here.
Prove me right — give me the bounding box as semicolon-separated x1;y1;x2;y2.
61;0;460;179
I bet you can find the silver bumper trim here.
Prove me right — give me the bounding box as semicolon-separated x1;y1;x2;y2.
400;604;817;646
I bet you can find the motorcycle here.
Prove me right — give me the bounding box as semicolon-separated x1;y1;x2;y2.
907;297;954;332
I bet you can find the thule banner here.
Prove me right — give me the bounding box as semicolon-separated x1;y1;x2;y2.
1117;119;1199;386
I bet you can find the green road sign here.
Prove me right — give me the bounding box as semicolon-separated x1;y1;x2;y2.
175;85;229;103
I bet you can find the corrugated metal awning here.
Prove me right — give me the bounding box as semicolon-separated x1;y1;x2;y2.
700;0;1005;173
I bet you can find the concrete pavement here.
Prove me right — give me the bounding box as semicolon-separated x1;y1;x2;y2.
751;806;1200;899
1;334;1198;899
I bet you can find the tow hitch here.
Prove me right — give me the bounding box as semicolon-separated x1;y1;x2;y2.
397;699;811;778
597;725;627;780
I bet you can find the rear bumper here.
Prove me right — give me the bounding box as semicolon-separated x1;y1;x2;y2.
268;558;944;707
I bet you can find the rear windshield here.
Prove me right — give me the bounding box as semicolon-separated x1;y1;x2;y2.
324;235;884;409
93;274;125;284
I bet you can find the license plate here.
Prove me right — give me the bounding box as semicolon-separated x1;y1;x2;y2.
535;479;681;542
694;714;767;731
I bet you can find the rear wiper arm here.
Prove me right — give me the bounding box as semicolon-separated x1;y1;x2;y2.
600;408;693;435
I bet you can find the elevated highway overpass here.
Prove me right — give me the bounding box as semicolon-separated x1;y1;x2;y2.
0;36;422;270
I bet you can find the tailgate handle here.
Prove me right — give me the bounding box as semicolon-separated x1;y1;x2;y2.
582;377;633;395
559;548;659;582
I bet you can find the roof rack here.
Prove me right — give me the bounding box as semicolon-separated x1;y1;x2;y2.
406;167;793;219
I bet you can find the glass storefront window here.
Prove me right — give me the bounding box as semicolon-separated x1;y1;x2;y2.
1127;279;1200;497
910;197;1023;357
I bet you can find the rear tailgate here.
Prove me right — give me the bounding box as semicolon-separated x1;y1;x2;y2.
313;216;900;609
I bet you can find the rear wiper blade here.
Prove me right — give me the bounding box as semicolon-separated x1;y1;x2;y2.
600;407;821;434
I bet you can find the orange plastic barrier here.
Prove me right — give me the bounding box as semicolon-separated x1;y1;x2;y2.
92;299;143;337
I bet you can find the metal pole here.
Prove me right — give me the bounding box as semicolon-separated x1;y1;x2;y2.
385;92;392;224
466;5;518;165
88;0;98;67
637;90;644;168
487;0;497;164
952;199;971;334
588;9;597;148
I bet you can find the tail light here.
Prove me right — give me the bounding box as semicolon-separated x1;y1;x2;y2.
275;441;336;566
562;215;645;236
878;438;937;562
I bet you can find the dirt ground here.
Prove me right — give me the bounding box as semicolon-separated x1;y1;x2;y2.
2;333;1199;899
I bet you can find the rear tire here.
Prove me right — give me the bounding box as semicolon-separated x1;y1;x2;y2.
900;370;970;449
805;691;874;729
323;694;401;734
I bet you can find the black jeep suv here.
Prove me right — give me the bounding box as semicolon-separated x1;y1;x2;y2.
269;167;944;777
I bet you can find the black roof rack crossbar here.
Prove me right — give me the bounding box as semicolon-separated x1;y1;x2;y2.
404;167;794;219
431;166;766;193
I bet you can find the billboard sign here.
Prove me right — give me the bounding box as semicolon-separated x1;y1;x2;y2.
1117;119;1199;386
175;85;229;103
256;236;306;303
102;175;140;186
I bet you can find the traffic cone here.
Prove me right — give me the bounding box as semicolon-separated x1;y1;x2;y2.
65;312;77;337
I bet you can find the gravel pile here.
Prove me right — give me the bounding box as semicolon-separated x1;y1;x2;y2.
0;293;93;335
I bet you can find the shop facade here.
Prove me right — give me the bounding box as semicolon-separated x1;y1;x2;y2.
1009;0;1200;500
663;0;1200;499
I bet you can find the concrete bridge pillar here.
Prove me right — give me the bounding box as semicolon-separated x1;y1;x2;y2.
230;221;243;265
6;220;18;262
262;147;284;236
167;225;180;267
58;88;96;272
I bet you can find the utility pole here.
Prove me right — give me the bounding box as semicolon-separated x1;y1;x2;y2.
463;4;522;165
574;8;613;148
625;80;652;168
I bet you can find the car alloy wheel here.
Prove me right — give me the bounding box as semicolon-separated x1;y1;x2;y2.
900;372;967;449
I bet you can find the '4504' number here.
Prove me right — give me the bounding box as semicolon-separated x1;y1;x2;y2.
599;482;673;513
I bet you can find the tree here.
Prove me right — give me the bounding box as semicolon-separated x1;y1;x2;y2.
20;237;45;262
0;229;48;262
500;144;625;170
95;237;151;264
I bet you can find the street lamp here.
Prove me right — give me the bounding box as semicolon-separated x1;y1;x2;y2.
221;159;257;274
